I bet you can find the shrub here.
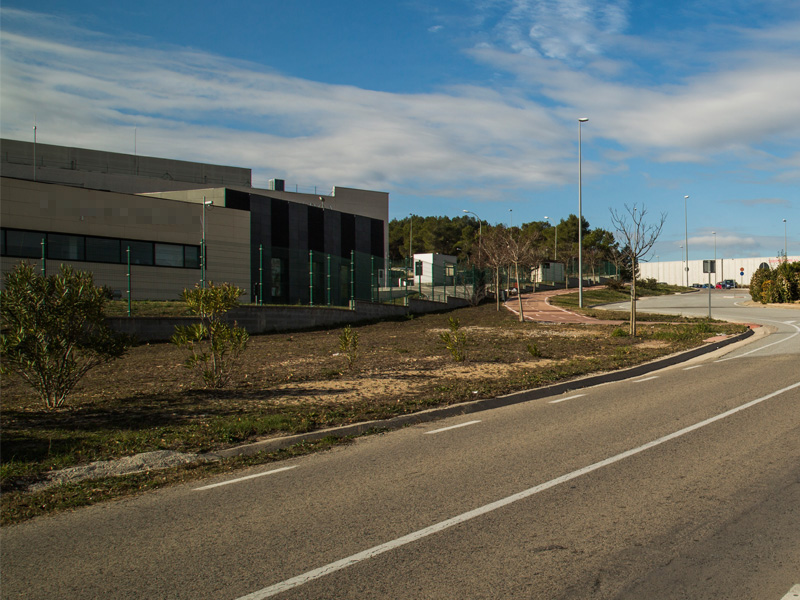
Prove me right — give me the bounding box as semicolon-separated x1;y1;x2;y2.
637;277;659;290
338;325;359;370
605;279;626;292
171;282;249;388
440;316;467;362
526;342;542;358
0;263;130;409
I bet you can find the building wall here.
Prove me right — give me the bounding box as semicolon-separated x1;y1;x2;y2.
0;178;250;300
639;256;800;287
1;139;252;194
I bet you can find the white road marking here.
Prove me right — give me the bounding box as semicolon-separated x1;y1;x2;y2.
634;376;659;382
425;420;481;435
781;584;800;599
234;380;800;600
549;394;586;404
193;466;297;491
683;365;704;370
716;319;800;362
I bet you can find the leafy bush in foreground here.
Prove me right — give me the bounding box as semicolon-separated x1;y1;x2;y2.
0;263;130;409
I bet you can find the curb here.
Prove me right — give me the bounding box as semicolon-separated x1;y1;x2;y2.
205;327;755;460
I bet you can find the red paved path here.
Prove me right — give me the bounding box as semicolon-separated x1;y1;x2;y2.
502;286;625;324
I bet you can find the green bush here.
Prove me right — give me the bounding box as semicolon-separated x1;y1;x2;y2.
338;325;359;370
750;261;800;304
440;316;468;362
0;263;130;409
171;282;249;388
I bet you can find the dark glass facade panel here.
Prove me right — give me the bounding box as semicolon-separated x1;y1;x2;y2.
4;229;43;258
48;233;85;261
155;243;184;267
370;218;383;257
308;206;324;252
271;199;290;248
340;213;355;258
86;237;121;263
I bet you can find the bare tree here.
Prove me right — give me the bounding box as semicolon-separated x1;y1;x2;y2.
609;204;667;336
505;227;543;321
481;226;510;311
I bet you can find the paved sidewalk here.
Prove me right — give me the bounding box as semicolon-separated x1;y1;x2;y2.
503;286;625;324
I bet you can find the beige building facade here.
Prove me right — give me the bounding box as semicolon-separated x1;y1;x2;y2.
1;139;390;305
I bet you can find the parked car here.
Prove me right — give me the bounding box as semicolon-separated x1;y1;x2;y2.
721;279;736;289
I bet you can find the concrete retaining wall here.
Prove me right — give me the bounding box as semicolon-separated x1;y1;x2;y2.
107;296;471;342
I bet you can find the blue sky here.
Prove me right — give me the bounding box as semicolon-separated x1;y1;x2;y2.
1;0;798;261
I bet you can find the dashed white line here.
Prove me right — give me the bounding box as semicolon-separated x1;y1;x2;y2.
634;376;659;382
425;420;481;435
234;380;800;600
549;394;586;404
683;365;704;370
193;465;297;491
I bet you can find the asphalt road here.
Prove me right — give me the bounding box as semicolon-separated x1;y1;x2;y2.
2;292;798;599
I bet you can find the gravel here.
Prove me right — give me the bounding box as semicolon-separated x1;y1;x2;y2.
28;450;205;492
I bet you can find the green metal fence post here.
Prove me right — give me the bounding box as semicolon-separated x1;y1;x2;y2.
327;253;331;306
259;244;263;305
371;256;375;302
126;246;131;317
350;250;355;307
309;250;314;306
40;237;46;277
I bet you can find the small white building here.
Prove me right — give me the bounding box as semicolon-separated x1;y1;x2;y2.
412;253;457;286
533;261;565;284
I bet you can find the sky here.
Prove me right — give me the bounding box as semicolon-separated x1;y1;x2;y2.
1;0;798;262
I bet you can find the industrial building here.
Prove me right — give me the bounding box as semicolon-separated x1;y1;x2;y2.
0;139;389;305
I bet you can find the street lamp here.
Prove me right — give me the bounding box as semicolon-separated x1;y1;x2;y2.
544;216;558;260
463;210;482;263
509;209;513;228
784;218;788;260
684;195;690;287
408;213;414;271
578;117;588;307
679;244;684;286
201;197;213;288
712;231;717;284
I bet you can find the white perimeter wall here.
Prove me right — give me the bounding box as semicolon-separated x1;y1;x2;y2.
639;255;800;286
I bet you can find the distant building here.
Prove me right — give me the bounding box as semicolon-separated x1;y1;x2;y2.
0;139;389;305
411;253;458;287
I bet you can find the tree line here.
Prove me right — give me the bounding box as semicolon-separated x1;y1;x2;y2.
389;213;622;279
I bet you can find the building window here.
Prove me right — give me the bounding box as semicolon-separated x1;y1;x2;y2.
48;233;85;261
86;237;121;264
123;240;154;265
184;246;200;269
1;228;201;270
4;229;43;258
155;243;184;267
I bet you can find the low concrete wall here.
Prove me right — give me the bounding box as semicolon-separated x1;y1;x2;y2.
107;296;471;342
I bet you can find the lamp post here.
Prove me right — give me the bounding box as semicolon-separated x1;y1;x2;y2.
463;210;482;263
408;213;414;273
509;209;513;228
712;231;717;284
679;245;684;286
578;117;588;308
684;195;690;287
784;218;788;260
544;216;558;260
201;197;213;288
